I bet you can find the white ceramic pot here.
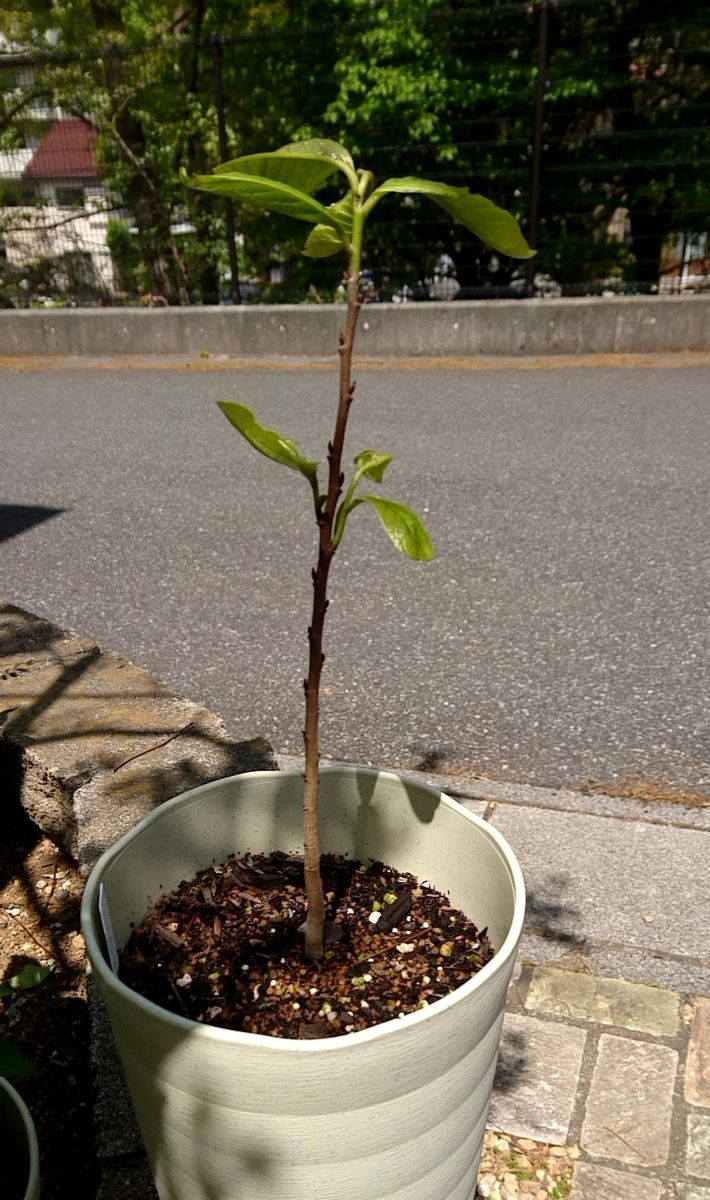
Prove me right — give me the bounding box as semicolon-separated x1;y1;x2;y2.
81;766;525;1200
0;1077;40;1200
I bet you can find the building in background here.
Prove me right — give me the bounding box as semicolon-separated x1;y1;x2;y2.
0;115;116;300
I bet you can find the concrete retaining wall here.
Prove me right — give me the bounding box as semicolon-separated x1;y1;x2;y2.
1;295;708;358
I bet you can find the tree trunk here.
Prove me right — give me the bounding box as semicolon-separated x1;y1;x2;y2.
628;201;672;292
89;1;188;304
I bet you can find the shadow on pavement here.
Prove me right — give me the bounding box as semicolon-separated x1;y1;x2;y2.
0;504;65;544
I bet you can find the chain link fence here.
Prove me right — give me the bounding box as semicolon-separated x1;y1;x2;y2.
1;3;708;308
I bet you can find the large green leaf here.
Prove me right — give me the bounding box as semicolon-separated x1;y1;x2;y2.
188;171;346;229
368;178;534;259
276;139;355;172
214;140;357;195
218;402;320;486
351;496;435;560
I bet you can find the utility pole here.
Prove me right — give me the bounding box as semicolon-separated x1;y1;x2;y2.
527;0;551;296
212;35;241;305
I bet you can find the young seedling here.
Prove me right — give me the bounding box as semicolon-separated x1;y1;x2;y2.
187;140;533;961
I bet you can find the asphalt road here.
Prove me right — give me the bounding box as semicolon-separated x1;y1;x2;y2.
1;360;708;795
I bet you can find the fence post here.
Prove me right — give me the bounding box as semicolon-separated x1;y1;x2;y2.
527;0;551;296
212;34;241;305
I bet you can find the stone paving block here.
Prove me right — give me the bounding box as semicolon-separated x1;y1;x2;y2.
490;805;710;963
525;965;679;1035
687;1112;710;1179
687;998;710;1107
571;1162;662;1200
677;1187;710;1200
581;1034;678;1166
487;1012;586;1145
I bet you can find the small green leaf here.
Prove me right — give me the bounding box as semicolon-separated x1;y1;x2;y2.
303;193;354;257
367;177;534;259
0;1037;35;1077
303;224;346;258
0;1036;36;1078
353;450;393;483
352;496;435;560
218;402;320;486
188;171;346;229
8;963;52;991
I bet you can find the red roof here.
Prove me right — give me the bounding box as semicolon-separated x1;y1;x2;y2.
24;118;97;180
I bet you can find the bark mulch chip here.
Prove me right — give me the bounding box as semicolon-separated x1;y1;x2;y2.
120;851;495;1038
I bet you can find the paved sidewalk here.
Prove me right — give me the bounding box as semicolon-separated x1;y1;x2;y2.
282;756;710;1200
487;965;710;1199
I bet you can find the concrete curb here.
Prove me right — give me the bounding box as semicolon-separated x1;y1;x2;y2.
1;295;709;358
0;601;277;870
278;754;710;833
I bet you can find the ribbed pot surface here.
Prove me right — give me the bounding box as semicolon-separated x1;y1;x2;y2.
82;767;525;1200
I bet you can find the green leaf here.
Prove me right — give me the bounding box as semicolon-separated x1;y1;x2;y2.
303;224;346;258
351;496;435;560
276;139;355;170
270;139;357;186
0;1036;36;1078
188;171;346;229
204;140;356;199
367;177;534;259
214;151;337;196
303;193;354;257
218;402;320;486
8;963;52;991
353;450;393;483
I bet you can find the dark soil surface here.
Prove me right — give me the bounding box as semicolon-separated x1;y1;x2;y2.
120;851;495;1038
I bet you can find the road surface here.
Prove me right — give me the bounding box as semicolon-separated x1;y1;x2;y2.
1;357;708;796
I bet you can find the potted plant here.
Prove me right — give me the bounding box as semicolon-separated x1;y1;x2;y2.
0;1013;40;1200
81;140;532;1200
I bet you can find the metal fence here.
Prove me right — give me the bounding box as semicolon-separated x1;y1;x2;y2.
1;3;708;308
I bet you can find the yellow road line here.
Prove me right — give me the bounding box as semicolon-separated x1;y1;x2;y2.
1;352;709;372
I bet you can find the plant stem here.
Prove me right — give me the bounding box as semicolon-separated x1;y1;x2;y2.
302;210;364;962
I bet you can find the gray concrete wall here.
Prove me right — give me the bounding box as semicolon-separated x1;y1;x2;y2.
1;295;708;358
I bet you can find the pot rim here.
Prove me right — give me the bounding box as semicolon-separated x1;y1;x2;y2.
0;1075;40;1200
81;765;525;1052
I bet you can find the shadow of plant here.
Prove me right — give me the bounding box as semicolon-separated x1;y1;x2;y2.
493;1026;529;1093
0;505;64;546
525;879;584;945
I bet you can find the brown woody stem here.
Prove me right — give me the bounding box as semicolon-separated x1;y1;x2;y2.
302;270;362;961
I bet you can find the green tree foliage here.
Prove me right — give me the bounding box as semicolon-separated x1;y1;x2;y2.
541;0;710;290
2;0;707;299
